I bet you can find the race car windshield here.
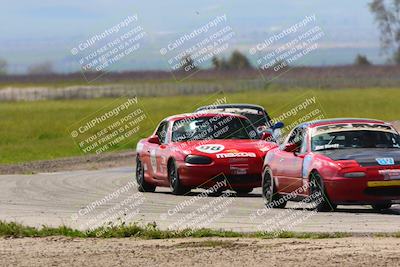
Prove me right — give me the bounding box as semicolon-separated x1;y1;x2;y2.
311;130;400;151
241;113;268;128
198;107;268;128
171;116;258;142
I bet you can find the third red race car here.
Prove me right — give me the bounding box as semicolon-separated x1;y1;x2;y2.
262;118;400;211
136;112;276;195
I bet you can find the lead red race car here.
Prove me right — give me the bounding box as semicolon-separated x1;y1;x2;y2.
135;112;276;195
262;118;400;211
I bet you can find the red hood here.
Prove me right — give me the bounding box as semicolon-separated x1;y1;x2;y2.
173;139;276;158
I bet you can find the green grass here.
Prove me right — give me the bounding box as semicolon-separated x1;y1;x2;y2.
0;78;253;89
1;87;400;164
0;220;354;239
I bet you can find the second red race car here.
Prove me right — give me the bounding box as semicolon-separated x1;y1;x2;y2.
135;112;276;195
262;118;400;211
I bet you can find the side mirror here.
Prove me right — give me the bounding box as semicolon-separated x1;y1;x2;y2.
272;121;284;130
283;142;299;152
148;135;160;145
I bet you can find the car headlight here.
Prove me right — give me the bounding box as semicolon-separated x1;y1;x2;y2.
185;155;212;164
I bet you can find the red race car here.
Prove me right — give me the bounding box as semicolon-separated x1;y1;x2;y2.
262;118;400;211
135;113;276;195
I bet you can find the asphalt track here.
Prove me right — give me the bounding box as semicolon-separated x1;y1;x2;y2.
0;166;399;233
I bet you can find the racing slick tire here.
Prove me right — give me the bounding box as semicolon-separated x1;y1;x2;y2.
168;159;190;195
371;203;392;211
309;171;337;212
261;168;287;208
136;157;156;192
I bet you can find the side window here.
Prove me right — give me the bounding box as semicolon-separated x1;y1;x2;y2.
300;131;308;154
287;126;306;152
287;127;301;145
156;121;169;144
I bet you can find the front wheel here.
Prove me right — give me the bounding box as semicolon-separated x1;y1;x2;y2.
168;160;190;195
262;168;287;208
136;157;156;192
309;171;336;212
371;203;392;211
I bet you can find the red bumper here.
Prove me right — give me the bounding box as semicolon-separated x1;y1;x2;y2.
176;159;262;190
325;176;400;204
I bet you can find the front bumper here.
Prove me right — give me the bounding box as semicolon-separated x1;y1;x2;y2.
176;159;262;189
325;176;400;204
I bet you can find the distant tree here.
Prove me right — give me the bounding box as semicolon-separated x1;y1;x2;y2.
211;56;230;70
354;54;372;66
211;51;253;70
0;59;7;75
179;54;197;73
369;0;400;64
27;61;54;75
211;56;221;69
228;50;253;69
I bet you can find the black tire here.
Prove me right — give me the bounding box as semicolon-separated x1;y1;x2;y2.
136;157;156;192
371;203;392;211
309;171;336;212
168;160;189;195
234;188;253;195
262;168;287;208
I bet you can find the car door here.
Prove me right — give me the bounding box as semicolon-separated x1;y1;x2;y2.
276;126;307;193
146;121;168;180
154;121;170;182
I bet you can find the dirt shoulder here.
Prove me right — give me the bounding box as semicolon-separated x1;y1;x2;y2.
1;237;399;267
0;150;135;175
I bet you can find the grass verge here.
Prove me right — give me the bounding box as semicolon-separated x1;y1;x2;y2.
0;220;373;239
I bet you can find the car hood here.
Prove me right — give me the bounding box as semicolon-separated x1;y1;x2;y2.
317;148;400;167
175;139;273;158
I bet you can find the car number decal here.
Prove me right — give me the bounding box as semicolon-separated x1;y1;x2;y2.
376;158;395;166
136;142;144;153
195;144;225;154
150;149;157;172
302;155;313;178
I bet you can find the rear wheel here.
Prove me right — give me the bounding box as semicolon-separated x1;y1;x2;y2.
168;160;190;195
309;171;336;212
262;168;287;208
136;157;156;192
371;203;392;211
